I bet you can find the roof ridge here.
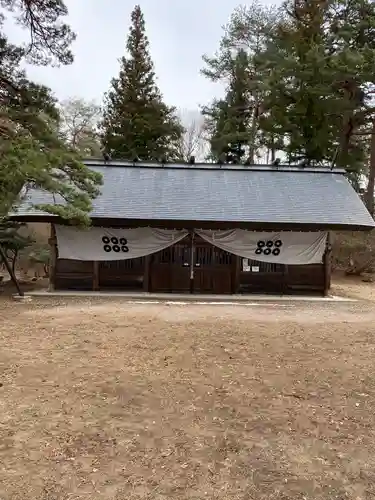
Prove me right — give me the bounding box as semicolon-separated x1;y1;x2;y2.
82;159;346;174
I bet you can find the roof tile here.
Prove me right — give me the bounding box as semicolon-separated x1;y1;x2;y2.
13;162;375;228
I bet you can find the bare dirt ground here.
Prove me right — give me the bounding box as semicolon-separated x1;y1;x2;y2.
332;273;375;302
1;295;375;499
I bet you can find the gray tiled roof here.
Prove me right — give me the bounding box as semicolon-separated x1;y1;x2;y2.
12;161;375;228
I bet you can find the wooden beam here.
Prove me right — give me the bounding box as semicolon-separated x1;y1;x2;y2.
143;255;150;291
282;265;289;295
232;256;241;294
93;261;99;291
48;224;57;292
323;233;332;297
9;215;374;232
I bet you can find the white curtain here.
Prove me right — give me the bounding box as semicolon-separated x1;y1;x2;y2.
55;225;189;260
195;229;327;265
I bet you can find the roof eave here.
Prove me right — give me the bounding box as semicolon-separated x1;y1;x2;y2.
8;213;375;231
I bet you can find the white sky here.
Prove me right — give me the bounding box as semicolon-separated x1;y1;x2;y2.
4;0;281;111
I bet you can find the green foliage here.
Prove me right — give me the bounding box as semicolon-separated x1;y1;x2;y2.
0;220;33;271
201;0;375;187
28;245;50;265
100;5;183;161
255;1;339;164
202;1;282;83
203;50;253;163
0;0;75;65
202;1;283;163
0;3;102;224
255;0;375;174
28;243;50;277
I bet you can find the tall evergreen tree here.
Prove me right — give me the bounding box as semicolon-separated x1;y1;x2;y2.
101;5;183;161
203;50;252;163
202;1;284;162
255;0;375;178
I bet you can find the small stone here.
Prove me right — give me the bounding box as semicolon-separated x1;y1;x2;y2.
12;294;32;302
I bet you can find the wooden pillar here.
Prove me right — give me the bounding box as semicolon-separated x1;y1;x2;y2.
282;265;289;295
143;255;150;291
323;232;332;297
93;261;99;291
232;256;241;294
48;224;57;291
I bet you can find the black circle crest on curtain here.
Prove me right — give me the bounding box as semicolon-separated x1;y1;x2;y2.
102;234;129;253
255;239;283;257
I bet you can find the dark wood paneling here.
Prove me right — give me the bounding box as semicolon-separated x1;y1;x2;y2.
55;259;94;290
99;258;145;289
239;259;284;294
323;233;332;296
93;261;99;291
143;255;150;291
286;264;324;294
239;259;325;295
48;224;57;291
150;238;191;292
193;268;232;294
149;236;234;294
53;231;326;296
193;241;233;294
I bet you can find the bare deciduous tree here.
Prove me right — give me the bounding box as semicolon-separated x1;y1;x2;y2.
59;97;102;156
177;109;207;161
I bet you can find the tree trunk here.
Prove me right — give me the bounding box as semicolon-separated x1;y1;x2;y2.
248;100;260;164
270;133;276;162
11;250;17;274
365;119;375;216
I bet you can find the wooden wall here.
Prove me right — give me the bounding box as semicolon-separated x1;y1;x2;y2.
238;260;325;295
51;234;327;295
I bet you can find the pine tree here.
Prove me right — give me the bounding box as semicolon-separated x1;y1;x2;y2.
255;1;336;165
201;1;284;162
0;4;101;223
101;5;183;161
255;0;375;174
203;50;252;163
0;220;33;273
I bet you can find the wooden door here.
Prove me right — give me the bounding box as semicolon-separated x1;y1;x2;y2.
150;236;191;293
193;239;233;294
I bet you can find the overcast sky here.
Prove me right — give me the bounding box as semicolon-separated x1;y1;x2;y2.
5;0;280;111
